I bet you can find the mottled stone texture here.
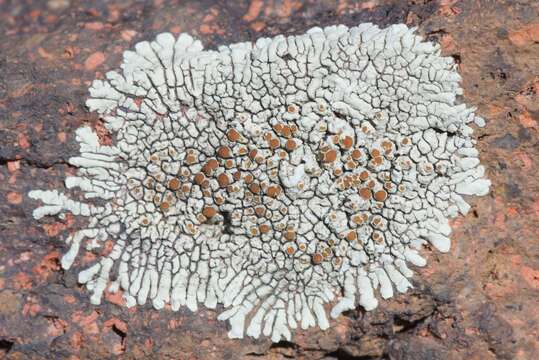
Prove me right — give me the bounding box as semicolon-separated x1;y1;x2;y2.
0;0;537;359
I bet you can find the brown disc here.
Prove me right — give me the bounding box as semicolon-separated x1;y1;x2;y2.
374;190;388;202
202;206;217;218
168;178;181;191
312;253;323;265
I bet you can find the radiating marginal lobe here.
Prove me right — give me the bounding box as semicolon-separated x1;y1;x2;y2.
29;23;490;342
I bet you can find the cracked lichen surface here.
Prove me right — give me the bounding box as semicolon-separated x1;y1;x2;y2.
29;23;490;342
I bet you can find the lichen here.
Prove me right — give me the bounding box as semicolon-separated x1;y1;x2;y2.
29;23;490;342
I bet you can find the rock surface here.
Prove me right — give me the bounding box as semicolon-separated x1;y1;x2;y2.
0;0;537;359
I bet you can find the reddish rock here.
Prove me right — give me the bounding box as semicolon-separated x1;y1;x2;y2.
0;0;537;359
84;52;105;71
508;22;539;46
6;192;22;205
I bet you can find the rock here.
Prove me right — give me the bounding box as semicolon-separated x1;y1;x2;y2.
0;0;536;358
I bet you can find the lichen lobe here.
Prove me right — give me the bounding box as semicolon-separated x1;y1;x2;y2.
29;23;490;342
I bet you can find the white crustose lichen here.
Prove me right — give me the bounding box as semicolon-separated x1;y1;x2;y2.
29;23;490;342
